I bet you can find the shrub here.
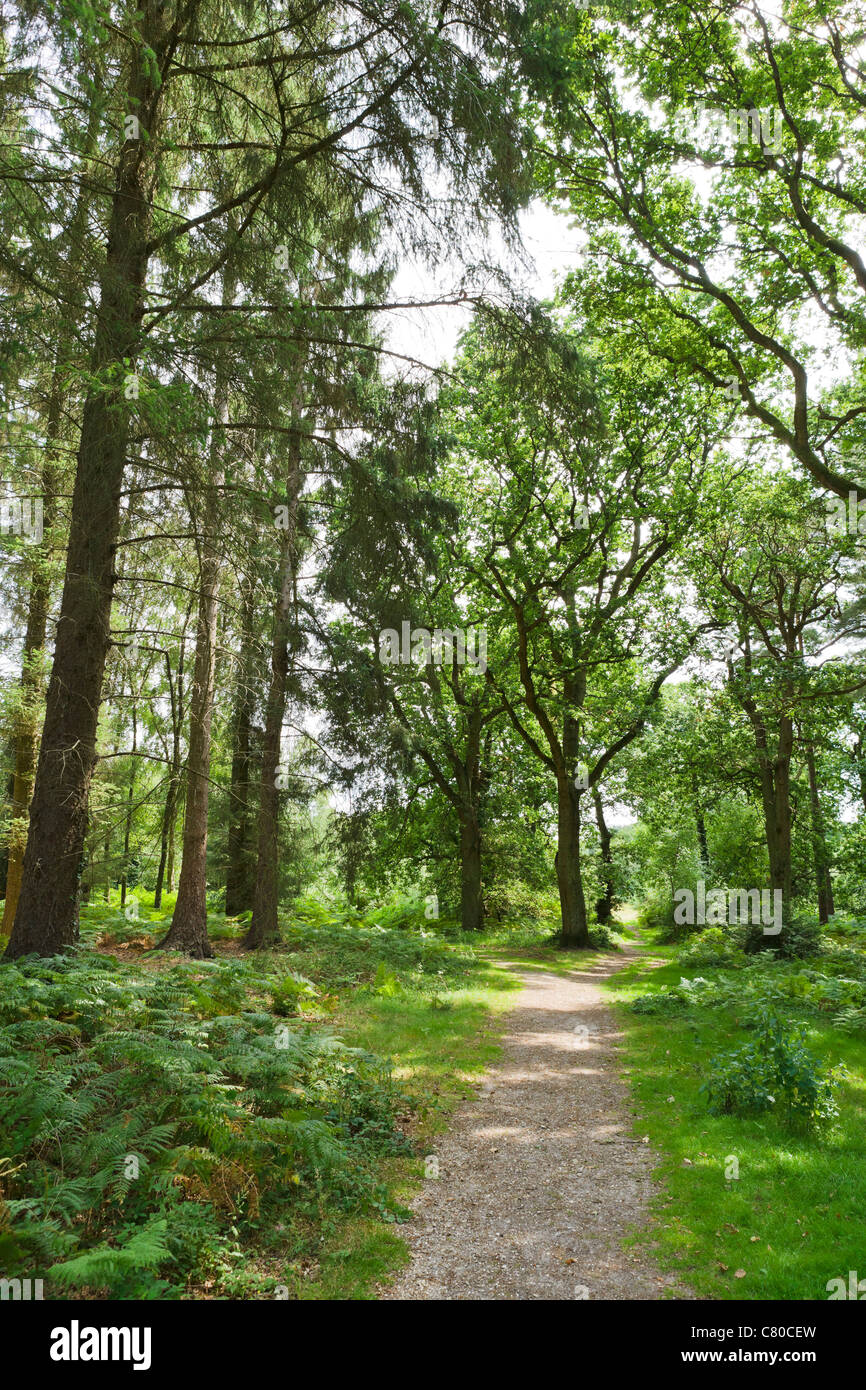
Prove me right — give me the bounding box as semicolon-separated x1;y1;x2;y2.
678;927;745;967
743;914;825;960
269;971;317;1017
701;1009;840;1133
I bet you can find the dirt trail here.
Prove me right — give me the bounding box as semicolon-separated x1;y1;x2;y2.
380;948;693;1301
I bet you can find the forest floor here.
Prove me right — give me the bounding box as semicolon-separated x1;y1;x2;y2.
379;947;693;1300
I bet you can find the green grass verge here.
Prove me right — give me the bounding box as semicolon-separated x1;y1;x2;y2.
607;934;866;1301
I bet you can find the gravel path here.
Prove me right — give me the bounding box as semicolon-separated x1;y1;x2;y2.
380;949;693;1301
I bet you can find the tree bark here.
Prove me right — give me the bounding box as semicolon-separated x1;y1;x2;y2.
160;261;236;956
166;785;181;894
693;775;710;874
225;578;257;915
592;785;615;925
154;628;187;910
4;9;169;959
558;619;590;948
731;658;794;928
556;776;591;947
458;806;484;931
119;706;137;909
1;70;99;936
1;479;54;935
159;498;221;956
244;443;301;951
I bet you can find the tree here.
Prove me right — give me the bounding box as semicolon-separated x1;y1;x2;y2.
444;304;712;944
522;0;866;501
3;0;526;958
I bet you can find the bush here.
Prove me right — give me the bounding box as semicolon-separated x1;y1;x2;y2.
678;927;746;967
701;1009;840;1133
269;971;318;1016
743;914;825;960
629;987;690;1016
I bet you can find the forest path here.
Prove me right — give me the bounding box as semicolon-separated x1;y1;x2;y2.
379;946;693;1301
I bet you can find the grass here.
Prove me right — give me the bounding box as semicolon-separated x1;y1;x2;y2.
606;926;866;1301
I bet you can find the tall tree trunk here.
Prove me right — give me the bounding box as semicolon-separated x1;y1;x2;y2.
804;740;834;924
225;579;256;916
166;785;181;894
0;764;11;902
558;615;590;947
556;776;590;947
1;68;100;936
161;263;236;957
159;557;219;955
153;628;187;910
120;707;137;910
853;733;866;814
692;775;710;874
770;716;794;915
458;807;483;931
244;438;301;950
103;830;112;904
4;3;169;959
592;785;615;925
1;479;54;935
154;775;179;911
734;661;794;930
158;522;221;955
454;705;484;931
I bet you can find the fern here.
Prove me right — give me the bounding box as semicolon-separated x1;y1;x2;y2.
0;947;412;1296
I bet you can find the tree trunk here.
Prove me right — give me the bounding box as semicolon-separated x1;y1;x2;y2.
225;579;256;915
592;785;615;925
458;807;484;931
770;716;794;916
244;451;301;951
161;262;236;956
153;632;187;910
1;496;53;936
153;780;177;911
736;666;794;930
166;784;181;894
120;708;137;910
853;733;866;814
556;777;590;947
692;775;710;874
557;622;590;947
4;16;167;958
158;534;221;956
1;69;99;938
804;741;833;924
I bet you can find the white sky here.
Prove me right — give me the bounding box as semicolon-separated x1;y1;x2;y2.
383;200;584;370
